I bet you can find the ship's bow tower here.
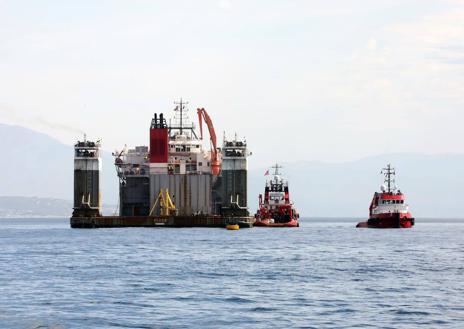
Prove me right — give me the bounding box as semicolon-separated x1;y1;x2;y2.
72;137;102;217
215;136;250;217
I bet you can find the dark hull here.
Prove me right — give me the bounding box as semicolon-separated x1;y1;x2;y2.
356;214;414;229
71;215;254;229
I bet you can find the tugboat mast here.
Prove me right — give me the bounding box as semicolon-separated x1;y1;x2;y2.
272;163;283;176
382;164;396;193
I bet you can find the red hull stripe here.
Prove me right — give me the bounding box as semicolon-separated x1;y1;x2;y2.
379;194;405;200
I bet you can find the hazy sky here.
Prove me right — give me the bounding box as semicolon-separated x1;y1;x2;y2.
1;0;463;168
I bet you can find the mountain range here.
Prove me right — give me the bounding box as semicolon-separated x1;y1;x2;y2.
0;123;118;203
1;123;463;218
249;154;464;218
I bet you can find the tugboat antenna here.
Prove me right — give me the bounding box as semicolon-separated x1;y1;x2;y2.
381;164;396;193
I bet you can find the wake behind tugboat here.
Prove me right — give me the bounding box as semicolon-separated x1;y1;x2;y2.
254;164;300;227
357;164;415;229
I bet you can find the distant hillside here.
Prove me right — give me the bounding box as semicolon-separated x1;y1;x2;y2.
0;196;70;218
1;123;464;218
249;154;464;218
0;196;116;218
0;123;118;204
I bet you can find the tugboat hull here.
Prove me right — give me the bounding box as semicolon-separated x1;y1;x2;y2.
254;219;299;227
356;213;414;229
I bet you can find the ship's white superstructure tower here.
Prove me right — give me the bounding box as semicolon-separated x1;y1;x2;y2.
214;135;251;216
72;137;102;217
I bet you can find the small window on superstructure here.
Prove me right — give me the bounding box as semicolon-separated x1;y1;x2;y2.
198;162;203;166
207;162;210;166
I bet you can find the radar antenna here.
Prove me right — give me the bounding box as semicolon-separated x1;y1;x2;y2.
381;164;396;193
272;163;283;176
174;98;189;135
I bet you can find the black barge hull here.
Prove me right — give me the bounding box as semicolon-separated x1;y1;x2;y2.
70;215;254;229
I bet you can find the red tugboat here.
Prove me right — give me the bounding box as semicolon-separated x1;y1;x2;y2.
357;164;414;229
254;164;299;227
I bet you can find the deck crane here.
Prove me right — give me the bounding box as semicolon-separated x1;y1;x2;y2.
197;108;221;176
149;188;177;216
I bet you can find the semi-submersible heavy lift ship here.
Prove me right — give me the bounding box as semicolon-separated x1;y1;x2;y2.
71;101;253;228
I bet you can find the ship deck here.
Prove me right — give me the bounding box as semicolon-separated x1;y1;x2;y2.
70;215;254;229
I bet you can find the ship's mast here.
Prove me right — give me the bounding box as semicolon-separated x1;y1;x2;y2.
382;164;396;193
272;163;283;176
174;98;188;135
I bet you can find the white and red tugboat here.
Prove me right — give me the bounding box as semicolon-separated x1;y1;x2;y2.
357;164;414;229
254;164;299;227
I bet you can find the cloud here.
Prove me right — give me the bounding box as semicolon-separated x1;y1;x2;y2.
1;1;464;162
304;4;464;158
217;0;232;10
389;9;464;67
366;38;378;50
335;7;464;109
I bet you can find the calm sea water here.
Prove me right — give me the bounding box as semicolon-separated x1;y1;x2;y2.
0;218;463;329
